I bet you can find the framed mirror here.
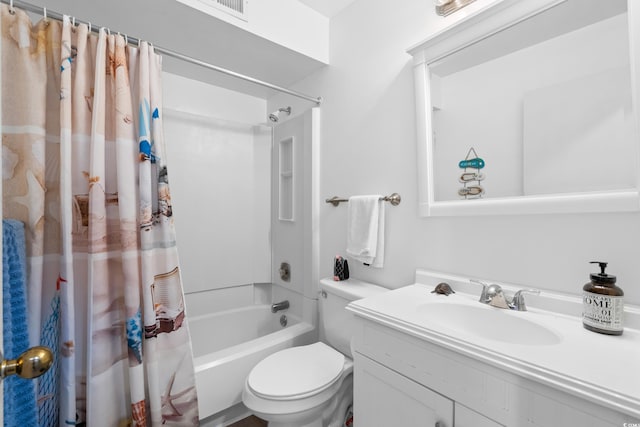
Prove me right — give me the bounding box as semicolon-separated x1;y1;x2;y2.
409;0;640;216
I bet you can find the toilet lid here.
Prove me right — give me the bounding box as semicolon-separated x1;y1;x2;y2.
247;342;345;400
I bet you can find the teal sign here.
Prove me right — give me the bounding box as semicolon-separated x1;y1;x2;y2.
459;157;485;169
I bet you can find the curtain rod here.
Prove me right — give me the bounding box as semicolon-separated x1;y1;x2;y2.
1;0;323;105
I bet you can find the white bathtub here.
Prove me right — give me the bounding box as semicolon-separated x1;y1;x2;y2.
190;304;316;420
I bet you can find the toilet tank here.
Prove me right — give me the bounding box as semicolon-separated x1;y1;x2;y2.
319;277;387;357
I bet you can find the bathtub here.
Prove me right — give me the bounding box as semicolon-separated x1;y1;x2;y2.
190;304;316;420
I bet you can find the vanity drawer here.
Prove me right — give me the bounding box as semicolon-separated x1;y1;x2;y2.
354;353;454;427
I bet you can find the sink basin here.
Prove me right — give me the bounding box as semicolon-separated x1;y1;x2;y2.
417;302;562;345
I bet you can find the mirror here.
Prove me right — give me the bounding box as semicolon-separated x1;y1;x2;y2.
409;0;640;216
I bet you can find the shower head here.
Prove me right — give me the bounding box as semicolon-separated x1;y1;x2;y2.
268;106;292;123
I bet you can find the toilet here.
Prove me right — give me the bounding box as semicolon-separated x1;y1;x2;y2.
242;278;387;427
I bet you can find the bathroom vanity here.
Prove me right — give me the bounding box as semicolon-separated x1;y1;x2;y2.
347;270;640;426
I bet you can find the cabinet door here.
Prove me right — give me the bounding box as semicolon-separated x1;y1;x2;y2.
455;403;503;427
354;353;454;427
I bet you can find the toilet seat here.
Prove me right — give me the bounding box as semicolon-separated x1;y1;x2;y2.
247;342;345;401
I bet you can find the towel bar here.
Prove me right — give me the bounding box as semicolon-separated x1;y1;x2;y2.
325;193;401;207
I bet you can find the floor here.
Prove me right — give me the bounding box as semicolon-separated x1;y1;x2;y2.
228;415;268;427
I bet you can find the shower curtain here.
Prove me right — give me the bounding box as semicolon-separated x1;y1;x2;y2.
1;5;199;426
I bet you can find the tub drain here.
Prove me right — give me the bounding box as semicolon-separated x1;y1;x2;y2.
280;314;288;327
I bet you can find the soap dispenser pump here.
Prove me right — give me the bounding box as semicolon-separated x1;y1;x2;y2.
582;261;624;335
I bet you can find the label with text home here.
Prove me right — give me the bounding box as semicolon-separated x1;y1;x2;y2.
582;292;624;331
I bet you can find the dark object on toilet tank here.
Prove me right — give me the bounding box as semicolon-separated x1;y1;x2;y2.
431;282;455;296
333;255;349;281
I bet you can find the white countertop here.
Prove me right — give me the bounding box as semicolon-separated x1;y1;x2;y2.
347;273;640;419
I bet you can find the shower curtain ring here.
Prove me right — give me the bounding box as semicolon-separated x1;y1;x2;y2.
9;0;15;14
43;7;47;21
88;22;92;33
124;34;128;45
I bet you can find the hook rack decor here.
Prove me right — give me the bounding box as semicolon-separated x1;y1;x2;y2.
325;193;402;207
458;147;485;199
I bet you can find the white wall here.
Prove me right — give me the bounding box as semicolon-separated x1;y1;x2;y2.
163;73;266;123
163;73;271;301
268;0;640;305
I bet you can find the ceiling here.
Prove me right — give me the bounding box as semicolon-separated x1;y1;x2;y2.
298;0;358;18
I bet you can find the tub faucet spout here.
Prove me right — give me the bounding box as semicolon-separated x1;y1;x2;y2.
271;300;290;313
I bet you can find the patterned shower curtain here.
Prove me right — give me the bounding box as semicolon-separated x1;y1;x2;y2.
1;5;199;426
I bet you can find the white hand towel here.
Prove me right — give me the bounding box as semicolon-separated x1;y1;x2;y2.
346;195;385;268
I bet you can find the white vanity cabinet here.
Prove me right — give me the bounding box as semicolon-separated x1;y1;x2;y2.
350;311;628;427
354;353;454;427
354;352;498;427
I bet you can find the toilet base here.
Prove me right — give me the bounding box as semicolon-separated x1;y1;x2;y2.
251;375;353;427
267;419;322;427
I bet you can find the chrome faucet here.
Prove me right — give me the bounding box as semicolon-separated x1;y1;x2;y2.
271;300;290;313
470;280;540;311
509;289;541;311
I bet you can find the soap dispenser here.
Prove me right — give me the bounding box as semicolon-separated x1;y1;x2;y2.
582;261;624;335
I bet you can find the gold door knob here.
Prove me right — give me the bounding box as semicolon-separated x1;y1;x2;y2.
0;346;54;380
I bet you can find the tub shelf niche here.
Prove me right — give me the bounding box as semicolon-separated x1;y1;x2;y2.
279;137;294;221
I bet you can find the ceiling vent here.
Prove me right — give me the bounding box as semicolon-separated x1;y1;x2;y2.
199;0;248;21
